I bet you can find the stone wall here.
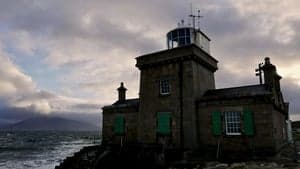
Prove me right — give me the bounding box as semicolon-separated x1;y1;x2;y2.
102;106;138;144
197;97;288;157
272;107;288;149
136;45;218;149
137;62;181;146
181;60;216;149
136;60;217;148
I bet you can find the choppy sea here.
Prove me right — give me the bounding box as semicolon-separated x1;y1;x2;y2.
0;131;100;169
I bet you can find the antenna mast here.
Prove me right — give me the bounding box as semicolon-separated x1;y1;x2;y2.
189;7;203;30
255;62;264;84
189;3;195;29
197;10;203;30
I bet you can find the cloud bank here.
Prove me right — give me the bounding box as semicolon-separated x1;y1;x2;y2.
0;0;299;121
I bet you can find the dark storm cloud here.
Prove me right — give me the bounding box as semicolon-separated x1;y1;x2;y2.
213;19;300;66
2;0;299;63
200;1;300;120
0;0;167;55
0;0;299;119
197;1;300;67
204;6;249;37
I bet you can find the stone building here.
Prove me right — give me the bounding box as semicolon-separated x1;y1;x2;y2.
102;24;289;157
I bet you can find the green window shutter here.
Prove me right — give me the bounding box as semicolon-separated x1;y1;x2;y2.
243;111;254;136
212;112;222;136
157;112;171;135
114;116;125;135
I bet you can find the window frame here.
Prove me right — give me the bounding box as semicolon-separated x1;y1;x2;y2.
159;79;170;95
167;28;192;48
224;111;242;136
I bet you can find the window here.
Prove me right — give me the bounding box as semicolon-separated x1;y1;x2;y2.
211;111;254;136
224;112;241;135
167;28;191;49
159;79;170;95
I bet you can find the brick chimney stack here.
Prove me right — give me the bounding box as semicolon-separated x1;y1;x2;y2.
117;82;127;102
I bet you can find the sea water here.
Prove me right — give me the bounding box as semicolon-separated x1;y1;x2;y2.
0;131;100;169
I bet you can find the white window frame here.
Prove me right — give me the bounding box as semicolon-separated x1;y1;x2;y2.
159;79;170;95
224;112;241;136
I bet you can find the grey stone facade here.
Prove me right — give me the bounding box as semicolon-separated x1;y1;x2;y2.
198;85;288;155
101;28;289;156
136;45;217;149
102;99;139;144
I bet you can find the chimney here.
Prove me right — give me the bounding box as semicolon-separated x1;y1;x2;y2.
117;82;127;102
261;57;281;88
261;57;283;106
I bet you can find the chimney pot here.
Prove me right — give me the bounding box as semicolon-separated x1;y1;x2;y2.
265;57;271;65
117;82;127;102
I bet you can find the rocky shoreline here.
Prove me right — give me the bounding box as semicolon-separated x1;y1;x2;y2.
55;145;103;169
55;143;300;169
202;161;298;169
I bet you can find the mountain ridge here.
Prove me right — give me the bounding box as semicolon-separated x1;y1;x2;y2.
5;116;99;131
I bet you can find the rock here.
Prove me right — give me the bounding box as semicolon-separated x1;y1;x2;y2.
229;162;246;169
205;161;220;167
215;163;228;168
203;162;228;169
269;162;278;167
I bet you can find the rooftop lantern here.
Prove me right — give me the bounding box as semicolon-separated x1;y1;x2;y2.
166;10;211;54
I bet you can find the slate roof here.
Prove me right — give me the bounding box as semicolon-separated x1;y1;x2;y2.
102;98;139;109
200;84;272;101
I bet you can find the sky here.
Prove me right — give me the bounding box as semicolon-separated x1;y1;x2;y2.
0;0;300;124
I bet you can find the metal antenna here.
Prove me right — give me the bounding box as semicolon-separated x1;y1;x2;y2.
197;10;204;30
189;3;196;29
189;15;196;29
189;8;203;30
255;62;264;84
187;3;192;26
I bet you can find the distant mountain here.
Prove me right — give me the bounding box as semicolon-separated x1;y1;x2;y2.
6;116;99;131
0;107;102;128
0;119;15;129
0;123;9;129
